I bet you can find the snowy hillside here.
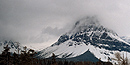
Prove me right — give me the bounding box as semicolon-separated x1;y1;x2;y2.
38;16;130;63
121;36;130;43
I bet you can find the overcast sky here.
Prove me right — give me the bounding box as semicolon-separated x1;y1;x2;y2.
1;0;130;49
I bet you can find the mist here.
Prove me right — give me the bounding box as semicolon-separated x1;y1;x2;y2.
1;0;130;49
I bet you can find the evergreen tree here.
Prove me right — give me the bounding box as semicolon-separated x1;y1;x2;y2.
52;53;56;64
1;45;11;65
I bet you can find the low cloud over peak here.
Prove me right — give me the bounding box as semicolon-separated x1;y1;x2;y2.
1;0;130;48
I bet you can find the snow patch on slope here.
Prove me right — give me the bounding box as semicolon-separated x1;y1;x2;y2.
39;40;88;58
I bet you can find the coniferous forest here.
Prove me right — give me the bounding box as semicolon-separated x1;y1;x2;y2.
0;45;113;65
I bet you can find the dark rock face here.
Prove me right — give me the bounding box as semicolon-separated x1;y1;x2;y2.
51;34;69;46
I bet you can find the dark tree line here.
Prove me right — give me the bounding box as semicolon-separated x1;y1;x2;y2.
0;45;113;65
0;45;37;65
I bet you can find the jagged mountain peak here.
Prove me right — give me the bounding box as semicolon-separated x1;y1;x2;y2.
52;16;120;46
38;16;130;64
0;40;20;48
0;40;28;54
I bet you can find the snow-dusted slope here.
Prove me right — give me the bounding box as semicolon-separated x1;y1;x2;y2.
38;16;130;63
39;40;88;58
0;40;26;54
121;36;130;43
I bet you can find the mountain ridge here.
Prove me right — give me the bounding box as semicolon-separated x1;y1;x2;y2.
38;16;130;63
0;40;29;54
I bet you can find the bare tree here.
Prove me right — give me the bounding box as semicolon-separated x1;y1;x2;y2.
114;52;128;65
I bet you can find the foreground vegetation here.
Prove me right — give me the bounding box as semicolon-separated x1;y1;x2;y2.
0;45;113;65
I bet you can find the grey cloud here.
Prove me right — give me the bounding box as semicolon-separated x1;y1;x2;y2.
0;0;130;46
42;27;65;36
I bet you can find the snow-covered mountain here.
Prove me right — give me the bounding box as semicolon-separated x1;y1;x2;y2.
121;36;130;43
38;16;130;63
0;40;27;54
